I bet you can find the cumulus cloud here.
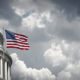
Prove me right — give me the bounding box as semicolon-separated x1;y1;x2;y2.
44;40;67;67
57;62;80;80
44;40;80;66
11;53;56;80
57;71;71;80
10;41;80;80
43;39;80;80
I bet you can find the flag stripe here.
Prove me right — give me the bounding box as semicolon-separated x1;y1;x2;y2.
15;37;27;41
15;33;28;38
6;40;28;43
7;44;30;47
8;45;29;48
6;46;29;50
15;39;27;42
15;35;28;39
7;40;29;45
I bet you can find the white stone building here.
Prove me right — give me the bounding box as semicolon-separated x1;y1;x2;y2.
0;33;12;80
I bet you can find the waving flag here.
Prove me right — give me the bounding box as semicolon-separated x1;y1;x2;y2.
5;30;30;50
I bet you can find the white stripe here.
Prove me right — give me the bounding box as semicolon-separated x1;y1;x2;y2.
15;36;28;39
6;43;29;46
15;37;27;40
16;39;27;42
15;34;27;39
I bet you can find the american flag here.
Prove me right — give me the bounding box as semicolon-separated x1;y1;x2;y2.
5;30;30;50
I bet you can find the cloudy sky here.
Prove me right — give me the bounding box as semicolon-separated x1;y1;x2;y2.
1;0;80;80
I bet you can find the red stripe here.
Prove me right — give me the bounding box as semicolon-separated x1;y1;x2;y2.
15;33;28;38
16;39;27;42
16;37;27;41
7;46;29;50
7;43;30;47
15;35;28;39
7;40;29;45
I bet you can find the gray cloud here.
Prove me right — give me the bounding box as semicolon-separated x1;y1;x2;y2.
0;0;22;26
45;11;80;42
12;0;80;42
3;0;80;27
14;0;80;16
2;0;80;80
50;0;80;19
30;28;51;43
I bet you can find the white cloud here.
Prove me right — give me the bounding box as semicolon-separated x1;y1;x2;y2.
57;71;71;80
56;62;80;80
13;7;25;16
21;11;52;30
44;39;80;67
44;41;67;67
11;53;56;80
43;39;80;80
